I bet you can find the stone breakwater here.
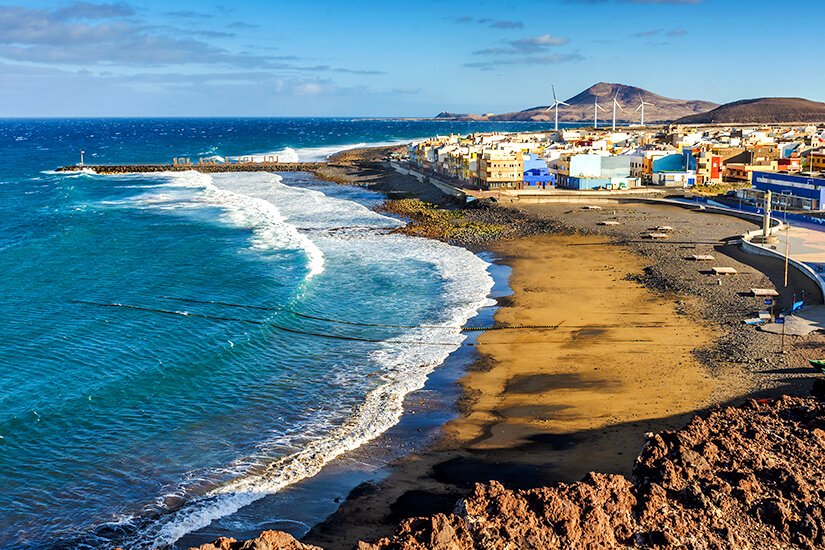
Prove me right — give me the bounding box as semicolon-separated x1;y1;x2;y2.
55;162;326;174
193;394;825;550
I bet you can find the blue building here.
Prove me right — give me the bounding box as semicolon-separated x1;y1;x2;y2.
653;153;684;173
682;149;698;171
522;153;554;189
750;171;825;210
558;154;633;190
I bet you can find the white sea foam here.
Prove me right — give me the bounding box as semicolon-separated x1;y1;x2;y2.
227;137;418;164
48;167;97;177
123;174;494;548
136;171;325;278
214;172;402;232
227;146;300;164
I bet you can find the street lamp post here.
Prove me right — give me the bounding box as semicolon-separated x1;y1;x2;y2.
784;223;790;287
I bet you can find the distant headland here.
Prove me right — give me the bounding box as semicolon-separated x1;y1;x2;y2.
433;82;825;125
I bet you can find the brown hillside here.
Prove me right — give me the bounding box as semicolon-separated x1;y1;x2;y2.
435;83;718;124
674;97;825;124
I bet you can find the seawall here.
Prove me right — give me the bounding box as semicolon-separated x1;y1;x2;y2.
56;162;326;175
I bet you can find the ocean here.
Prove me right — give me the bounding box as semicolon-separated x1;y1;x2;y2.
0;118;553;550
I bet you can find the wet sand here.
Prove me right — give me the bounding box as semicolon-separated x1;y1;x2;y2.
304;234;746;550
448;235;732;458
301;160;825;550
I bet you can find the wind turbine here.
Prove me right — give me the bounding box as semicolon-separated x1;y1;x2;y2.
544;85;570;132
589;96;606;129
611;87;625;131
634;92;656;127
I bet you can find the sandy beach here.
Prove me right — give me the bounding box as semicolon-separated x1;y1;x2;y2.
295;150;825;549
449;234;723;462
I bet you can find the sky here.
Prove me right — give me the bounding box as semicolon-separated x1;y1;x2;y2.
1;0;821;117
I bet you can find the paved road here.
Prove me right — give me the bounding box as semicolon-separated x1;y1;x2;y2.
674;197;825;291
753;218;825;287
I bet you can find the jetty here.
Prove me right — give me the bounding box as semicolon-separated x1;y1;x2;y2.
56;162;326;175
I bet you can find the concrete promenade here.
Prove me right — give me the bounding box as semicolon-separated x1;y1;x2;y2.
765;221;825;288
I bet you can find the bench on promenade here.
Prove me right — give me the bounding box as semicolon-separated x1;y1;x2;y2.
751;288;779;297
712;267;738;275
648;233;669;239
599;221;620;226
691;254;715;261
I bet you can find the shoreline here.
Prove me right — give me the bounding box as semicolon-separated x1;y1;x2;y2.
170;147;825;550
172;167;511;550
295;149;825;549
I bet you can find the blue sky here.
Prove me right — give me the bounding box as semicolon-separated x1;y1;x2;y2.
1;0;820;117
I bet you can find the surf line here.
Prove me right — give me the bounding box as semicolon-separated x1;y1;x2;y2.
70;300;459;346
157;295;567;332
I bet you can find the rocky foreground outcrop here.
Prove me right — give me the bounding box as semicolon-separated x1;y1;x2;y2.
194;530;323;550
359;395;825;550
194;395;825;550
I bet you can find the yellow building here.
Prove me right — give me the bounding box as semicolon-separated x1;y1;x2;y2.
810;152;825;172
459;150;480;182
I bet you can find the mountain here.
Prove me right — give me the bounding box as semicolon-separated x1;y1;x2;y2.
435;83;718;125
434;111;485;121
673;97;825;124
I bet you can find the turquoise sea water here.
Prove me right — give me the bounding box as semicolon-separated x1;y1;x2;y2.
0;118;564;549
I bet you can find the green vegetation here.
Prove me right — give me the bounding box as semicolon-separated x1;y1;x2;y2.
690;182;750;196
376;199;503;241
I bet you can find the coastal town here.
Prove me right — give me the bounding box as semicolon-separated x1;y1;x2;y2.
402;124;825;211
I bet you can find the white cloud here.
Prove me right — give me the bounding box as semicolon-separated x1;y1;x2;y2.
475;33;570;55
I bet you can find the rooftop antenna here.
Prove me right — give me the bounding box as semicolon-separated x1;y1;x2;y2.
634;92;656;127
544;85;570;132
611;87;625;131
